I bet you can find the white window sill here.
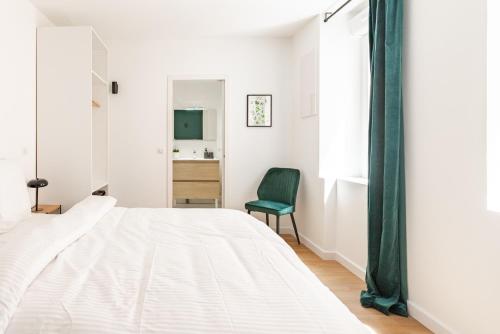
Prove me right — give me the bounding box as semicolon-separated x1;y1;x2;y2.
337;176;368;186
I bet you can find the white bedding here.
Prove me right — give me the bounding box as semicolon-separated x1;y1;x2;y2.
1;197;368;333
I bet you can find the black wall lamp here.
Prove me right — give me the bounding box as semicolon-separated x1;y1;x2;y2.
112;81;118;94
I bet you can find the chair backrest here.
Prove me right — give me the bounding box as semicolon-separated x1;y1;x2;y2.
257;168;300;206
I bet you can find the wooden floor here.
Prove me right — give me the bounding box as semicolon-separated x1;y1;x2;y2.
283;235;432;334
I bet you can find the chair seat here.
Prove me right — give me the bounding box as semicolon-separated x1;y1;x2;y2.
245;200;294;216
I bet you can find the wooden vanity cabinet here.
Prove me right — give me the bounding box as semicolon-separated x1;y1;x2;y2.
173;160;220;207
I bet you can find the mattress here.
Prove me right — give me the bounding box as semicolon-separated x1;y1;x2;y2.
0;196;368;333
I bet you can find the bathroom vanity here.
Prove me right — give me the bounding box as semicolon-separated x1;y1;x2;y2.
173;159;221;207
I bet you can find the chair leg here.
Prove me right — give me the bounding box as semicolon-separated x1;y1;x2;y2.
290;213;300;244
265;214;269;226
247;210;251;214
276;215;280;235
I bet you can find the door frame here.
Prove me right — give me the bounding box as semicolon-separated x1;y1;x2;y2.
166;75;230;208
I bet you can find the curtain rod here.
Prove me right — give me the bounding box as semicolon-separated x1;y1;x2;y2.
323;0;353;22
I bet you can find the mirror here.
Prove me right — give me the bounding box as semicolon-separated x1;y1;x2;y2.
173;109;216;141
174;109;203;140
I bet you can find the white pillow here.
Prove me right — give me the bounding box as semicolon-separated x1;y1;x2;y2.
0;160;31;228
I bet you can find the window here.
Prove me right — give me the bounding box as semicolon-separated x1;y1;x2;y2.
359;35;370;178
320;3;369;182
487;0;500;211
343;7;370;180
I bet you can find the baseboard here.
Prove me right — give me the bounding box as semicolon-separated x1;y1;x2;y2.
282;231;454;334
407;301;455;334
281;228;336;260
333;252;366;279
281;229;364;276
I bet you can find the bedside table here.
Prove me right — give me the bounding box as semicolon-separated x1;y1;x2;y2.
32;204;62;214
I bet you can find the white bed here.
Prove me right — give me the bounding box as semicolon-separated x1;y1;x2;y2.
0;196;368;334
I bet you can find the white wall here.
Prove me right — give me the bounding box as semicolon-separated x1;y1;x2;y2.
290;18;327;250
404;0;499;333
319;3;369;268
108;38;293;226
289;6;369;261
2;0;492;331
172;80;223;159
487;0;500;211
335;181;367;275
296;0;498;333
0;0;52;181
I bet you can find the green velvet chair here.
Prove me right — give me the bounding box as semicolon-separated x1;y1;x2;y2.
245;168;300;244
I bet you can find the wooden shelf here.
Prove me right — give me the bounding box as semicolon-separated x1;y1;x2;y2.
92;100;101;108
32;204;62;214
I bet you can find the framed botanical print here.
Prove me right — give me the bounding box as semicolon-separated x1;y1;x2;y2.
247;94;272;127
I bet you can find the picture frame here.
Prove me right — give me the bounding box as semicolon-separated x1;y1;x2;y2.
247;94;272;127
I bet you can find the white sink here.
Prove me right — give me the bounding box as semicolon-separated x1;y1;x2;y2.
173;157;219;161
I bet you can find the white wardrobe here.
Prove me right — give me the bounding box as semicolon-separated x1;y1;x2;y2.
37;27;109;211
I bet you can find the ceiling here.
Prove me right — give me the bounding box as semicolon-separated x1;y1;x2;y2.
30;0;336;41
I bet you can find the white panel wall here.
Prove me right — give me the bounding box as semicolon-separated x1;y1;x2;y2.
0;0;52;182
108;38;293;225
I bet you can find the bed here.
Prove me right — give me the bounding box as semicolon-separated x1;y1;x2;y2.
0;164;368;333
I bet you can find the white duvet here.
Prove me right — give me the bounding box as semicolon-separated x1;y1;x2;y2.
0;196;368;333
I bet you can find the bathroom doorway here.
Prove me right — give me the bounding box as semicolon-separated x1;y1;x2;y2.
167;77;227;208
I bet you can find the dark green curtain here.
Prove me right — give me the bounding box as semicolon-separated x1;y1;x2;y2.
360;0;408;317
